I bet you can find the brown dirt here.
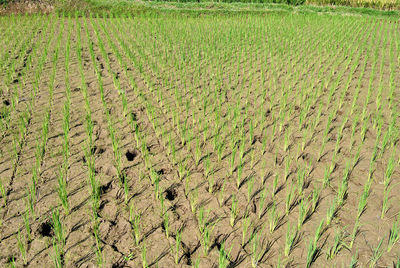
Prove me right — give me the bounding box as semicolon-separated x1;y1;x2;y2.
0;0;54;15
0;14;400;268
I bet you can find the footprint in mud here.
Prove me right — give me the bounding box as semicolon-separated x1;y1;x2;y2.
125;149;138;162
157;168;170;175
36;220;53;238
164;187;178;201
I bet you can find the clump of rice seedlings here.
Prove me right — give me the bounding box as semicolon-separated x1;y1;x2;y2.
381;153;396;219
230;146;237;176
236;161;243;189
153;175;160;201
141;241;147;268
311;186;321;213
284;157;291;181
107;112;123;184
178;158;187;181
201;221;216;256
208;174;215;194
163;211;169;239
313;219;325;250
52;237;63;268
347;218;361;249
250;230;264;267
218;179;226;207
369;238;384;268
247;175;255;203
387;216;400;252
123;175;129;205
57;169;69;215
197;206;209;234
258;186;268;219
284;222;298;257
285;182;296;216
93;214;103;268
305;238;319;268
317;113;333;162
242;211;251;247
0;179;6;207
52;209;66;256
218;242;232;268
271;173;279;199
326;198;337;226
297;198;309;230
175;228;182;264
357;182;371;219
22;205;31;242
204;154;211;178
230;194;238;227
326;229;345;259
190;188;198;213
17;231;27;265
260;157;268;184
296;167;306;196
131;211;141;246
268;201;280;233
349;251;358;268
194;138;201;166
283;126;291;152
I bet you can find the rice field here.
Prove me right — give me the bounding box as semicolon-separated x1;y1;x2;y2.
0;12;400;267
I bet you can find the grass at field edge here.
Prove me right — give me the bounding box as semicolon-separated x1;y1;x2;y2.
1;0;397;18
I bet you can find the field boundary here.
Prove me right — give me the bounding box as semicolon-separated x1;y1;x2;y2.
1;0;400;17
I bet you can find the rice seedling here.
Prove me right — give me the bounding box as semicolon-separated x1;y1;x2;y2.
230;194;238;227
236;160;243;189
131;212;141;246
163;211;169;239
175;228;182;264
347;218;361;250
326;198;337;226
141;241;147;268
268;201;280;233
285;183;296;216
311;187;321;213
17;231;27;266
201;221;216;256
52;209;66;254
258;186;268;219
208;174;215;194
369;238;384;268
326;229;345;259
52;237;63;268
0;179;6;207
57;169;69;215
247;175;255;202
271;173;279;199
297;198;309;230
250;229;265;268
218;242;232;268
22;206;31;242
305;238;319;268
284;222;297;257
387;216;400;252
190;188;198;213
